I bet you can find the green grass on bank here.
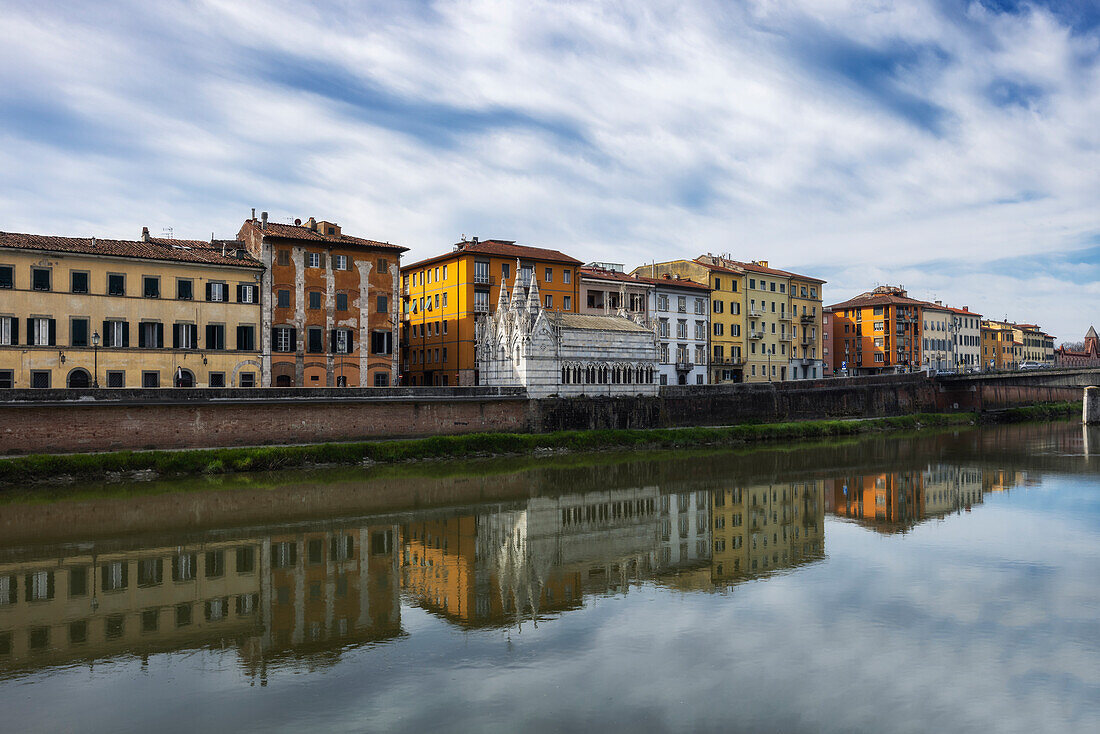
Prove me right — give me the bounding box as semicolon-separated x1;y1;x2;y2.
991;401;1081;423
0;411;981;485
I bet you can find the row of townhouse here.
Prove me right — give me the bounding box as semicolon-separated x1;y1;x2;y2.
399;240;828;386
0;213;406;388
822;285;1055;376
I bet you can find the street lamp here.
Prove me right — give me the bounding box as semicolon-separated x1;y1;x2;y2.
91;330;100;388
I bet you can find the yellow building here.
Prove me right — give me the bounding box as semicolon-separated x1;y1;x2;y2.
632;259;745;383
0;229;263;388
981;321;1019;370
401;238;582;386
709;480;824;582
634;256;826;383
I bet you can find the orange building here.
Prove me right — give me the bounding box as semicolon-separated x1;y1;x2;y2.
400;238;582;386
825;472;924;532
239;213;407;387
826;286;932;375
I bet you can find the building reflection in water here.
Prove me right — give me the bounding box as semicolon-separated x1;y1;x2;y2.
0;524;401;680
0;462;1031;676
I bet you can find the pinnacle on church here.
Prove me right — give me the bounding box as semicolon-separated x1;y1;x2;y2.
510;259;525;312
526;272;541;314
1087;325;1098;340
497;275;510;312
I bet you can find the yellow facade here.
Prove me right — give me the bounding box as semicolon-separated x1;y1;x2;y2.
0;234;262;388
981;321;1019;369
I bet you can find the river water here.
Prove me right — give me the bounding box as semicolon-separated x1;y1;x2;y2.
0;422;1097;733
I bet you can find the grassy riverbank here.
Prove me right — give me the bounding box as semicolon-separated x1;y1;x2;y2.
1;411;983;485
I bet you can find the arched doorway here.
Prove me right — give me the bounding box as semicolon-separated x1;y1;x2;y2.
67;369;91;388
174;368;195;387
275;374;292;387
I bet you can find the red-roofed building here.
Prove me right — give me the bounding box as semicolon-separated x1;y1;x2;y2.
1055;327;1100;367
239;213;408;388
400;238;583;386
826;286;936;376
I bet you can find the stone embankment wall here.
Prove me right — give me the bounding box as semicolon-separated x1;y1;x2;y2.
0;371;1093;455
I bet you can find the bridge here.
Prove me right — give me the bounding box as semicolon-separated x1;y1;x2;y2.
933;367;1100;412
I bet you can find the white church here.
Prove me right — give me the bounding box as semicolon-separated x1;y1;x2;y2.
476;268;659;398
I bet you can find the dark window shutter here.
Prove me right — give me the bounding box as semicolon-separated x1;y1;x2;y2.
206;282;213;301
385;331;392;354
206;325;215;350
121;562;128;588
138;324;147;348
47;572;54;599
270;327;278;351
190;325;198;347
236;325;245;351
330;329;337;353
102;321;110;347
236;283;244;302
122;322;130;348
10;317;17;346
290;328;297;351
318;252;326;268
173;324;180;349
156;323;164;348
47;319;56;346
26;318;33;346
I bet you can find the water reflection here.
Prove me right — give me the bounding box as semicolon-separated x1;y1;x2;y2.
0;423;1097;707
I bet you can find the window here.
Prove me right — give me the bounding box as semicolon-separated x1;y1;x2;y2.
175;279;193;300
308;291;322;309
71;318;89;347
277;289;290;308
108;273;125;296
32;268;51;291
562;269;571;284
545;267;553;282
173;323;197;349
206;550;225;578
0;370;12;389
137;559;163;587
236;324;255;351
307;252;321;268
26;570;54;601
336;292;348;311
274;327;295;352
377;258;389;273
71;271;89;293
334;329;351;354
31;317;55;346
142;371;159;387
206;282;226;302
102;561;128;591
374;372;390;387
307;327;323;353
371;330;393;354
237;284;256;303
139;321;163;348
563;295;572;310
0;265;12;289
239;373;255;388
377;294;388;313
545;294;553;308
106;371;125;387
277;249;291;266
749;278;755;289
0;316;13;347
208;372;225;387
335;254;348;270
143;276;160;298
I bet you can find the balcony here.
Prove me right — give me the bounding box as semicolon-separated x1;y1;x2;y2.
749;330;764;340
402;283;410;297
800;313;815;323
473;302;490;314
778;312;791;321
749;306;764;317
712;357;744;366
675;361;693;372
473;273;494;286
781;333;794;342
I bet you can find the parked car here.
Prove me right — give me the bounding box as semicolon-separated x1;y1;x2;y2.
1019;361;1044;370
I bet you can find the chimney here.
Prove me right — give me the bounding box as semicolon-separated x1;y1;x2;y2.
472;236;479;245
141;226;150;242
306;217;317;231
261;211;268;230
251;207;256;220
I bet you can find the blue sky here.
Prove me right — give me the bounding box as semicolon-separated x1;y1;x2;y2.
1;0;1098;340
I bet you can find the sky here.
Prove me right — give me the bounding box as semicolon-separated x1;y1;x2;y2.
1;0;1098;341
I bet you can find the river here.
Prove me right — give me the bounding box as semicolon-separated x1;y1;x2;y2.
0;421;1097;733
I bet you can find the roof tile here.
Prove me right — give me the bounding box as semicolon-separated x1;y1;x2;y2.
0;231;263;268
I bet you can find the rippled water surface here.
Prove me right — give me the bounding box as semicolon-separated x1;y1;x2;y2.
0;422;1098;733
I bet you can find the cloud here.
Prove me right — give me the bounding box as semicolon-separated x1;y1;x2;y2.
0;0;1098;337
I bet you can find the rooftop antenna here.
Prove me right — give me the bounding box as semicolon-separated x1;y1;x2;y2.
161;227;173;239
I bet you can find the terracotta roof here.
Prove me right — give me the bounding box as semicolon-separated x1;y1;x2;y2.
547;312;653;333
945;306;982;317
579;267;709;291
695;257;826;284
0;231;263;268
240;219;407;252
404;239;582;270
827;293;933;310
